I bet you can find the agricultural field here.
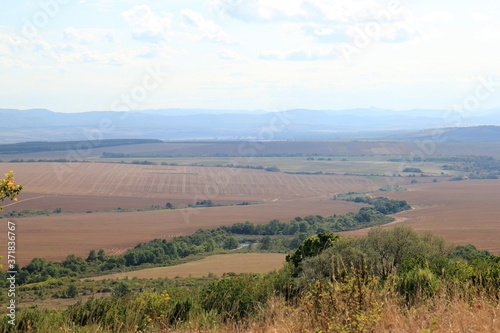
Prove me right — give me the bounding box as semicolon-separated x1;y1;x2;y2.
2;162;407;210
1;140;500;333
342;179;500;254
92;253;286;280
1;141;500;265
2;140;500;161
1;161;410;265
97;156;452;176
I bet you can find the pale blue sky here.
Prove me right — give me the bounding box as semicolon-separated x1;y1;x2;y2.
1;0;499;112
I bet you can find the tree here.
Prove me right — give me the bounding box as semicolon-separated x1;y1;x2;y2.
97;249;106;261
0;170;23;210
65;284;79;298
87;249;97;262
223;236;239;250
286;232;340;269
0;171;23;275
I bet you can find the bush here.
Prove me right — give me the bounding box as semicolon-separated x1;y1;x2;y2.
64;284;78;298
397;267;441;303
113;280;132;298
201;274;271;321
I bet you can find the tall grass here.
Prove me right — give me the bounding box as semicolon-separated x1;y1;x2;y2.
2;271;499;333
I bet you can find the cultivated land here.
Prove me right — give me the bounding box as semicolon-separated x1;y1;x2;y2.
342;179;500;254
2;141;500;160
2;199;363;266
1;162;404;265
92;253;286;280
1;162;401;211
1;140;500;266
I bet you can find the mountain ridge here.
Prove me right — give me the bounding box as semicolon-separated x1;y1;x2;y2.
4;108;500;143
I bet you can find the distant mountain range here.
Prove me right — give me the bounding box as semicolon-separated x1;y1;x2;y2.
3;108;500;143
387;126;500;143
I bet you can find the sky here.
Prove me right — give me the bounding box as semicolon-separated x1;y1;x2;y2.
1;0;500;113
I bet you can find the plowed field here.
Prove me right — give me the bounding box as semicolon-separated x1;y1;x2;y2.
1;162;405;265
341;180;500;254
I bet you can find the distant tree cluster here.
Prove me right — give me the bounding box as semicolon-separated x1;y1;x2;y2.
403;167;422;173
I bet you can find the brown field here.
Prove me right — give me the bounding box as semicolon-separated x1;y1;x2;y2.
341;179;500;254
2;162;402;212
92;253;286;280
2;161;500;267
3;199;363;266
1;162;404;265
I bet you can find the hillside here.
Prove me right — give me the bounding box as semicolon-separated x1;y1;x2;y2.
392;125;500;143
4;108;500;143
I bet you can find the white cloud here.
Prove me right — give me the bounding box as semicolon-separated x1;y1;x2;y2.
79;0;116;11
471;12;490;22
62;28;116;46
422;11;454;23
475;27;500;43
213;0;419;47
181;9;233;44
260;47;337;61
218;50;242;61
0;30;139;67
301;23;351;43
212;0;382;22
122;5;172;42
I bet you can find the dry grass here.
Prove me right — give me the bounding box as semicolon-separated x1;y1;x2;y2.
242;295;500;333
92;253;286;280
140;291;500;333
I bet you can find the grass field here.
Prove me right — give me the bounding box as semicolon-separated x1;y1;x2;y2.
92;253;286;280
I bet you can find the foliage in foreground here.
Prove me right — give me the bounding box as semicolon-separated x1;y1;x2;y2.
0;171;23;211
1;226;499;333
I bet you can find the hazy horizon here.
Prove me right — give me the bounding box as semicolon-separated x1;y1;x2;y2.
3;107;500;115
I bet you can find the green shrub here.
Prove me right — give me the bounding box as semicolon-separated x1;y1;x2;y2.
201;274;271;321
397;267;441;303
112;280;132;298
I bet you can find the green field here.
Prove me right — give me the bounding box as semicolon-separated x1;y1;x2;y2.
92;155;458;177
